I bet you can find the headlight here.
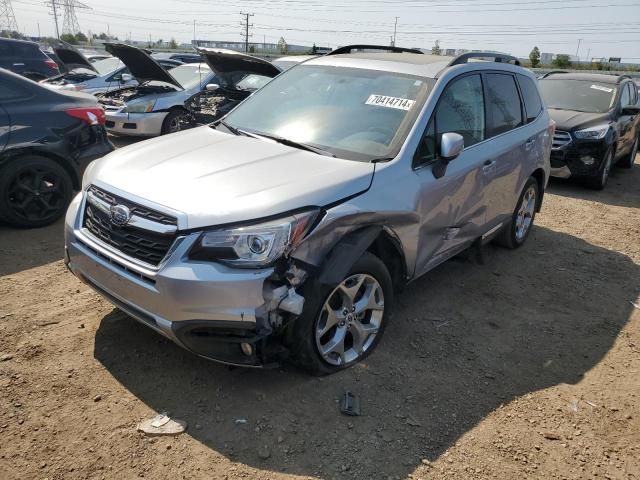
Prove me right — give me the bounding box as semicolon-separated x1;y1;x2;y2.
190;210;319;268
574;124;610;140
122;99;156;113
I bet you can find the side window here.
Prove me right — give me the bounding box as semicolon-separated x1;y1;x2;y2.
414;74;484;167
620;83;631;108
517;74;543;123
485;73;524;137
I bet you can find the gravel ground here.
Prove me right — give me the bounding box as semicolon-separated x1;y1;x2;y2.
0;141;638;480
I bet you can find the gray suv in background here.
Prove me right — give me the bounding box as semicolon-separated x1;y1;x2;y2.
65;46;552;374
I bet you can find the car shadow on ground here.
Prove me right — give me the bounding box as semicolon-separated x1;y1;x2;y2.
547;156;639;209
0;219;65;276
93;225;639;479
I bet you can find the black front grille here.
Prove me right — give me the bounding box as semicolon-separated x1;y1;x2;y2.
83;186;177;266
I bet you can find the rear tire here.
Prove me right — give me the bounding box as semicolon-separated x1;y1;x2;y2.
289;252;393;376
495;177;539;249
618;135;638;169
0;155;73;228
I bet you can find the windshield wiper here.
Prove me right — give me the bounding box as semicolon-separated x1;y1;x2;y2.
245;131;336;157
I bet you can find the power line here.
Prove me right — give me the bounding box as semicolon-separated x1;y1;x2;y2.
60;0;89;34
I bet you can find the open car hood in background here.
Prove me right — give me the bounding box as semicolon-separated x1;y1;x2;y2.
53;41;97;73
195;48;281;87
104;43;183;89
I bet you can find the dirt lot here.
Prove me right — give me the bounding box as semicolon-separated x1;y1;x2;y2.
0;143;639;480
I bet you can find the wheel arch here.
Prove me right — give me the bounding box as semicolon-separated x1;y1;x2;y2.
530;168;546;212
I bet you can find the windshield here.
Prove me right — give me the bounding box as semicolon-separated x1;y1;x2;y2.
539;79;617;113
168;63;212;89
235;74;273;91
224;65;433;161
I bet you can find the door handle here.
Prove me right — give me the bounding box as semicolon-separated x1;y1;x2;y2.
482;159;496;173
524;138;535;150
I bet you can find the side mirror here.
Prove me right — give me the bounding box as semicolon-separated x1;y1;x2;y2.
440;132;464;161
433;132;464;179
206;83;220;92
120;73;133;82
622;105;640;116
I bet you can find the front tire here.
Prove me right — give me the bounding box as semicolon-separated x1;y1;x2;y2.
161;109;192;135
0;155;73;228
619;135;638;169
289;252;393;375
495;177;539;249
585;147;613;190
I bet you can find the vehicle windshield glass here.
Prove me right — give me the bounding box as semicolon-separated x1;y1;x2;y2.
539;79;617;113
235;73;272;91
84;57;122;76
223;64;433;161
167;63;212;89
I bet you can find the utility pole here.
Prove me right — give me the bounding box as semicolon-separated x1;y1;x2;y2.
586;48;591;63
37;22;40;38
0;0;19;32
193;19;196;48
392;16;398;47
575;38;582;59
49;0;60;39
240;11;254;53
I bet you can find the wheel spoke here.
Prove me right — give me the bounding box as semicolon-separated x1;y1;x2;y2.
354;282;384;314
318;306;342;337
338;274;365;309
350;321;378;355
320;327;347;363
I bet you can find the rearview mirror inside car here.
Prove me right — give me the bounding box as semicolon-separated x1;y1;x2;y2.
120;73;133;82
206;83;220;92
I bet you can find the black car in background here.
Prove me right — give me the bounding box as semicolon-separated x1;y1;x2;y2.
539;72;639;189
0;37;60;80
0;68;114;228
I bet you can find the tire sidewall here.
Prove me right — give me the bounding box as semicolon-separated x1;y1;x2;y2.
508;177;539;248
161;109;191;135
289;252;393;375
0;156;73;228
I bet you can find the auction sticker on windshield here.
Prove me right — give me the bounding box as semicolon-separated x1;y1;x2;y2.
590;84;614;93
366;94;415;111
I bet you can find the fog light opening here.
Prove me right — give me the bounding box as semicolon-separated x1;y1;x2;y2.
240;342;253;356
580;155;596;166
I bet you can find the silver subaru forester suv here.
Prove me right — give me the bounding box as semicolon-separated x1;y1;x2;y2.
65;46;552;375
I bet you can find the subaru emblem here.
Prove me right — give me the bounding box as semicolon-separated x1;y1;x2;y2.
109;204;131;227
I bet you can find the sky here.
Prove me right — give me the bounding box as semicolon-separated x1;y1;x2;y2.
8;0;640;61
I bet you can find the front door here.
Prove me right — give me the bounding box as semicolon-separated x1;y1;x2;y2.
412;73;493;274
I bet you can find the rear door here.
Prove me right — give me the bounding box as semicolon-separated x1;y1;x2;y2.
480;72;531;231
412;73;491;273
617;82;637;158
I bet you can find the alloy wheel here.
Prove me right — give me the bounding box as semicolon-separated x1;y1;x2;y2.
315;273;385;366
167;114;188;133
515;185;536;241
6;166;68;223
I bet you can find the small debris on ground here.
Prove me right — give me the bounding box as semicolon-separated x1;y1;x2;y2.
93;395;102;402
137;413;187;436
234;418;248;425
340;391;361;416
406;416;423;427
257;445;271;460
0;353;13;361
543;432;562;441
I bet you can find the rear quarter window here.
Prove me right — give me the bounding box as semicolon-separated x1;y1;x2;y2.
485;73;524;137
517;74;543;123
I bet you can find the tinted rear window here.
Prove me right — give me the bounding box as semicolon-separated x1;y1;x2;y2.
517;74;543;123
485;73;523;137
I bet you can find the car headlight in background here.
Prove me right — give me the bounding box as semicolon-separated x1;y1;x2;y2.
191;210;319;268
574;124;610;140
122;99;156;113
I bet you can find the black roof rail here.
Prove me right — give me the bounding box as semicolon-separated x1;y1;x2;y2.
539;70;569;79
326;44;424;56
448;52;521;67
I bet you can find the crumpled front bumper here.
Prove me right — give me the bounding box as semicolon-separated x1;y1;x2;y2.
64;192;277;366
550;140;609;178
104;110;167;137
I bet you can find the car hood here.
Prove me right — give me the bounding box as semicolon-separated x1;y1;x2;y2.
53;41;97;73
88;126;374;229
105;43;182;89
547;108;611;131
195;48;281;87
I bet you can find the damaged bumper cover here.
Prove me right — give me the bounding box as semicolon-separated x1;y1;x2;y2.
64;194;305;367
